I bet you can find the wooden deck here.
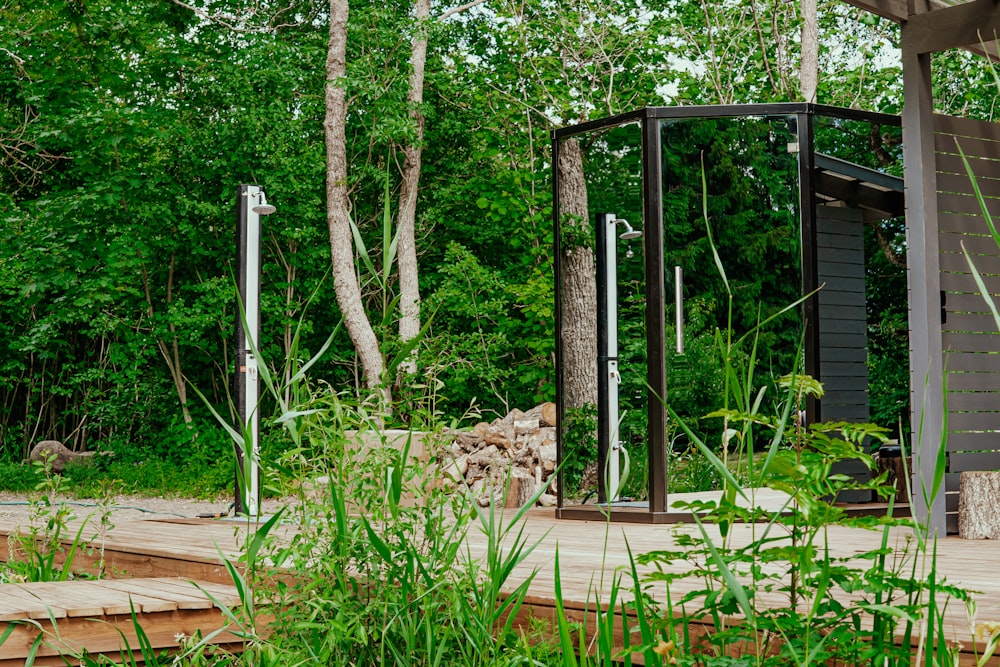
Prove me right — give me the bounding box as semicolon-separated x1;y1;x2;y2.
0;518;261;665
0;577;245;666
2;492;1000;664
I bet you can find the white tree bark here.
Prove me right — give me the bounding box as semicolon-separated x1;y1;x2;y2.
325;0;386;395
800;0;818;103
558;138;597;413
396;0;430;376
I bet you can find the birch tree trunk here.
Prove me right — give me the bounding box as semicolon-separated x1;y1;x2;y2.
325;0;386;397
558;138;597;413
396;0;430;376
800;0;818;103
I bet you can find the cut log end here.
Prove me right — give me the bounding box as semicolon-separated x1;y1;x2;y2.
959;471;1000;539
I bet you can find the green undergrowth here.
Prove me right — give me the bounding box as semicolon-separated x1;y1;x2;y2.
0;457;235;498
0;452;119;583
0;340;986;664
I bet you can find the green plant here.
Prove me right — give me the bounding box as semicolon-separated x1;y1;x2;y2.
0;462;38;492
540;368;968;667
606;164;970;665
2;450;91;583
85;479;120;580
20;600;240;666
186;293;555;666
562;403;598;496
254;405;550;667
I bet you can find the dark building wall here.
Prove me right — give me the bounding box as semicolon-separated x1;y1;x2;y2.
817;204;872;502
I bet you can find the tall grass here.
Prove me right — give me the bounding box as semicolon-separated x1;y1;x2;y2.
0;451;104;583
196;310;553;666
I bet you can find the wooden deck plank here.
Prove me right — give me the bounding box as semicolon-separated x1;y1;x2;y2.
0;584;69;619
93;583;186;614
0;607;243;666
0;585;68;621
499;510;1000;648
0;519;259;583
107;578;231;609
10;581;123;616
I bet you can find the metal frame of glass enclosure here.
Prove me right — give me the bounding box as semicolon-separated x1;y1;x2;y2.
552;103;902;523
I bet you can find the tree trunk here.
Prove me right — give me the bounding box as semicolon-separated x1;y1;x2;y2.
558;138;597;413
800;0;818;103
141;252;192;424
325;0;386;399
396;0;430;377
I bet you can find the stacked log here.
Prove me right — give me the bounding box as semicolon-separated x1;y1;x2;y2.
440;402;558;509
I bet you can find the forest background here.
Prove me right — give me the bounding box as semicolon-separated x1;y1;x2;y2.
0;0;996;495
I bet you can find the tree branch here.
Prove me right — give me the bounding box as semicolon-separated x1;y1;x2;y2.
162;0;245;31
439;0;488;22
1;47;24;66
162;0;318;33
866;219;907;268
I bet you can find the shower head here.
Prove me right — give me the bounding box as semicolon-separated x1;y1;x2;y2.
615;219;642;240
252;191;276;216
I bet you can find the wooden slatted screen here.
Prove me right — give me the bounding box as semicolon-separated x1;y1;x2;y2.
817;205;872;502
936;113;1000;533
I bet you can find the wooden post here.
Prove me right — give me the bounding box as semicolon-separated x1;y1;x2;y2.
959;471;1000;539
642;112;669;515
902;20;947;536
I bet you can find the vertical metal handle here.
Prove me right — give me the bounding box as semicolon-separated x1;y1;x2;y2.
675;266;684;354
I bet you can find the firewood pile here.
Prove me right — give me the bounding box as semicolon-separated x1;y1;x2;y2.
440;402;559;509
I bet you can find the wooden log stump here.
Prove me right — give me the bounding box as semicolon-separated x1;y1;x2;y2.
503;473;538;509
874;448;909;502
958;471;1000;539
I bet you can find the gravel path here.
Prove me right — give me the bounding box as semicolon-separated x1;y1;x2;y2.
0;491;290;527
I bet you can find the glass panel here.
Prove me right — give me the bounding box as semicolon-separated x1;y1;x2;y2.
813;114;903;171
813;114;908;440
556;121;647;506
554;105;907;517
659;115;801;489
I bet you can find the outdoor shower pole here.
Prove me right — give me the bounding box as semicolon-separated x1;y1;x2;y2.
234;184;264;517
595;212;621;503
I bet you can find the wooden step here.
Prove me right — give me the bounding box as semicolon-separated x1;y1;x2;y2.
0;577;251;666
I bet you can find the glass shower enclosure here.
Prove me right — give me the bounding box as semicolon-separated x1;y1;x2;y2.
552;104;904;523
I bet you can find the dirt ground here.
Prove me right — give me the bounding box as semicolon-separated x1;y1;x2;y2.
0;491;290;528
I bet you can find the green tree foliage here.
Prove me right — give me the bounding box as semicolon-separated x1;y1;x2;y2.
0;0;335;459
2;0;999;471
